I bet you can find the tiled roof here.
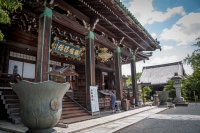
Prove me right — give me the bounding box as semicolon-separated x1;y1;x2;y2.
138;61;184;85
114;0;161;49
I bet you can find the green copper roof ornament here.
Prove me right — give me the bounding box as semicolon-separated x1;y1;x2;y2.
114;46;121;52
131;55;136;60
39;7;52;19
85;31;94;39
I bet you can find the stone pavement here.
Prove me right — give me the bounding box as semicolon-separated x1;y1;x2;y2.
118;103;200;133
0;106;167;133
74;107;166;133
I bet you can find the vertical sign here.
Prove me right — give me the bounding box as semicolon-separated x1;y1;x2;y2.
90;86;100;114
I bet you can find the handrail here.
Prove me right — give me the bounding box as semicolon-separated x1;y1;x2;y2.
65;93;92;115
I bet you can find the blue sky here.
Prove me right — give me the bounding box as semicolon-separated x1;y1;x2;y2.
122;0;200;75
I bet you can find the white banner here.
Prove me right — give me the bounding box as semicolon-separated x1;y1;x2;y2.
90;86;99;113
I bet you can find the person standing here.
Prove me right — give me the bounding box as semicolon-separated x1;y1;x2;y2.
151;95;154;102
110;91;116;114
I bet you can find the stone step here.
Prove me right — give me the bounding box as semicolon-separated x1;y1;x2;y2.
62;110;86;115
61;112;89;119
62;103;79;108
5;104;19;109
3;99;19;104
62;98;73;102
7;108;19;114
1;91;16;95
1;95;18;100
62;107;82;111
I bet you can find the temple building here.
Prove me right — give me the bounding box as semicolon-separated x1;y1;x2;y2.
138;61;185;94
0;0;161;123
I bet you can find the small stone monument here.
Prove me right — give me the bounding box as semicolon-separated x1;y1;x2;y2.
13;65;18;74
152;93;159;106
115;100;121;112
171;72;188;106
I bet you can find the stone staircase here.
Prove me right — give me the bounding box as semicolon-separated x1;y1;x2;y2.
61;94;90;120
0;90;20;124
73;89;86;107
0;90;90;124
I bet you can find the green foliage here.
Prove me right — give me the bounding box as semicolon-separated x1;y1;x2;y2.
181;80;187;100
125;72;142;88
136;72;142;79
0;30;3;40
0;0;22;41
183;38;200;101
139;85;152;102
184;37;200;70
164;80;176;98
126;75;132;87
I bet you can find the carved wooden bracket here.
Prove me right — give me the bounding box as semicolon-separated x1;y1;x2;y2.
112;37;124;46
82;18;99;31
10;12;39;34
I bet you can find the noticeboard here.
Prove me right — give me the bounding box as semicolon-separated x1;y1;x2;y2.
90;86;99;113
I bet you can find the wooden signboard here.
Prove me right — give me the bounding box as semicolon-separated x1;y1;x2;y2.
51;37;82;58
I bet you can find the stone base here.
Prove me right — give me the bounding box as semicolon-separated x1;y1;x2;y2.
160;101;167;105
152;102;159;106
174;102;189;106
173;97;188;106
26;128;57;133
173;97;185;102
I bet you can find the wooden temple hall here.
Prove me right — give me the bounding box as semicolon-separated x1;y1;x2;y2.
0;0;161;123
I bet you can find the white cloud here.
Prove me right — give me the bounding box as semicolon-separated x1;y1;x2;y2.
128;0;186;25
151;33;157;38
183;64;193;75
162;45;173;51
151;55;178;64
160;12;200;46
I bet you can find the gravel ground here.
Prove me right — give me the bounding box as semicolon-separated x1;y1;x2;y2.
117;103;200;133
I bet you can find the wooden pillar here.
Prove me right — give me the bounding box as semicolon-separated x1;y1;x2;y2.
114;46;123;100
102;74;104;90
35;7;52;82
0;45;9;74
108;72;113;90
131;55;139;103
85;31;95;110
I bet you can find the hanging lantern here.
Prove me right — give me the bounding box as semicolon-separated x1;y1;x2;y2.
97;47;112;62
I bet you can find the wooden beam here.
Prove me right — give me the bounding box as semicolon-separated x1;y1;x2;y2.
55;0;90;22
54;0;134;49
0;40;37;51
52;10;132;57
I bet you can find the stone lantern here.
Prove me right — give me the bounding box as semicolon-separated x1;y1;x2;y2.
171;72;188;106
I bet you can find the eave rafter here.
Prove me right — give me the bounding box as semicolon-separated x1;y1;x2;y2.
97;0;155;51
78;0;147;51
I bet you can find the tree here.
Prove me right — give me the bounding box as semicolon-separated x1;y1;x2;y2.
126;75;132;87
136;72;142;80
126;72;142;87
184;37;200;70
0;0;22;41
138;85;152;102
183;37;200;100
164;80;176;98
